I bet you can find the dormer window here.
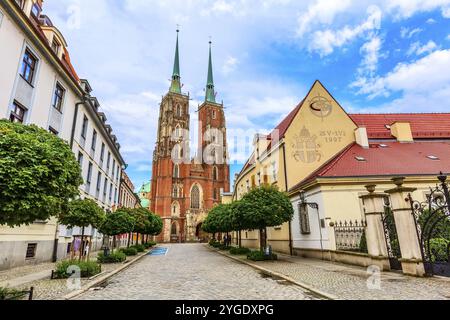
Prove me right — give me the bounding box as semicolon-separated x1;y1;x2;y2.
15;0;25;10
355;156;366;162
427;155;440;161
31;3;41;18
51;39;60;55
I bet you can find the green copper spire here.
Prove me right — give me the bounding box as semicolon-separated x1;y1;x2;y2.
205;41;216;103
170;29;181;94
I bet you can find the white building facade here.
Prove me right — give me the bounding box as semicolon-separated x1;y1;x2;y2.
0;0;125;270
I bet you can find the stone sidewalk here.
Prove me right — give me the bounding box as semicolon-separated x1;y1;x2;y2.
213;248;450;300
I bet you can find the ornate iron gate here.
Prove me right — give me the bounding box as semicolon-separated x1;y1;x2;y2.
382;199;402;270
410;174;450;277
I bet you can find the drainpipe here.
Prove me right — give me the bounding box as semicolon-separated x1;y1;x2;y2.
282;143;293;256
52;98;86;262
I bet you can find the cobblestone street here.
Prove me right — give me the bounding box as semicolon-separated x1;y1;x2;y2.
76;244;320;300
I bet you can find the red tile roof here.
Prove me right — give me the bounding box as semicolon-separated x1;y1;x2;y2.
291;141;450;190
350;113;450;139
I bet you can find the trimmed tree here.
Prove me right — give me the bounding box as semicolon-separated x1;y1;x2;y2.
58;199;105;261
146;213;163;240
240;185;294;250
99;209;135;253
129;208;150;246
0;120;82;227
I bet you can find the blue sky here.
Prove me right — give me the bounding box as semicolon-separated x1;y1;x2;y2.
43;0;450;191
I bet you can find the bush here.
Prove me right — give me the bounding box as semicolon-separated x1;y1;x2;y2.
429;238;450;262
143;241;157;249
97;251;126;264
120;247;138;256
131;244;145;252
209;239;219;246
54;260;101;279
218;244;232;251
229;247;251;255
247;250;278;261
0;287;28;300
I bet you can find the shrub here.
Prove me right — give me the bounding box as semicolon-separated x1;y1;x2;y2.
429;238;450;262
143;241;157;249
54;260;101;279
247;251;278;261
120;247;138;256
97;251;126;264
132;244;145;252
0;287;28;300
229;247;251;255
218;245;231;251
209;239;219;246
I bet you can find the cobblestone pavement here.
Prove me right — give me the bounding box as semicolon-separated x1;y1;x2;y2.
231;252;450;300
76;244;320;300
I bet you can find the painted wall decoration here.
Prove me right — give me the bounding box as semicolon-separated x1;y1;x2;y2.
309;95;332;119
291;127;322;163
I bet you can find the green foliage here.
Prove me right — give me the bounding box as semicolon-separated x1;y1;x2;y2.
131;244;145;252
99;209;135;236
240;185;294;231
120;247;138;256
0;287;28;300
143;241;157;249
54;260;101;279
229;247;251;255
359;231;368;253
58;199;105;229
146;212;163;236
209;239;219;246
247;251;278;261
97;251;126;263
429;238;450;262
218;244;232;251
0;120;82;227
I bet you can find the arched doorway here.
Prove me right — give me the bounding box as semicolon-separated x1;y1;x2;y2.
170;221;179;243
196;223;208;243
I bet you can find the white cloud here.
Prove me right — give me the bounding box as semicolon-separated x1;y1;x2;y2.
442;7;450;17
359;36;383;75
296;0;352;37
352;49;450;99
222;56;239;75
426;18;437;24
387;0;450;19
400;27;422;38
407;40;438;56
308;5;382;56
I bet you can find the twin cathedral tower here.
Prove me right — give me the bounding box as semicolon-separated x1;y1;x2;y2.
150;31;230;242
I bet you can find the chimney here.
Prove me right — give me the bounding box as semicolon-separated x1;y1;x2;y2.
390;122;413;143
355;127;369;149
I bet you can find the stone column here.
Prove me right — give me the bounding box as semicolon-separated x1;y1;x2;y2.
385;177;425;277
359;185;391;271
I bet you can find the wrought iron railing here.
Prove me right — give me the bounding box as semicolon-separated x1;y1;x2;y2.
334;220;367;253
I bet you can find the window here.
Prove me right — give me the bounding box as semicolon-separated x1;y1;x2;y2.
91;129;97;151
176;104;182;117
14;0;25;10
257;173;261;186
86;162;93;186
212;109;217;119
0;10;3;27
109;182;113;201
212;166;218;181
191;185;200;209
173;164;179;178
103;178;108;199
96;172;102;192
10;101;27;123
51;83;65;112
114;187;118;204
112;159;116;179
213;188;218;200
81;115;88;139
77;152;83;166
116;166;120;182
271;162;278;182
100;143;105;163
107;152;111;171
26;243;37;259
298;203;311;235
31;3;41;17
20;49;37;84
51;39;60;55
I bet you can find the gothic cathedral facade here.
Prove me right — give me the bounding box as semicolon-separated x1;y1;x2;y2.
150;31;230;243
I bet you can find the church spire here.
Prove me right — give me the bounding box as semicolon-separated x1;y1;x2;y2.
205;40;216;103
170;29;181;94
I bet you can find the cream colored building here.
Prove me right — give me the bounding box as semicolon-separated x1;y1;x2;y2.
232;79;450;259
0;0;125;270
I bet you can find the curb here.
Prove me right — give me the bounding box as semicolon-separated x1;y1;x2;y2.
206;246;337;300
62;248;153;300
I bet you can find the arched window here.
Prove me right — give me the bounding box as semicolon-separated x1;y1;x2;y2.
212;166;218;181
173;164;179;178
176;104;182;117
213;188;218;200
191;185;200;209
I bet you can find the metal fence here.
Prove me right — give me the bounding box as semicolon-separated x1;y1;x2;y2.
334;220;367;252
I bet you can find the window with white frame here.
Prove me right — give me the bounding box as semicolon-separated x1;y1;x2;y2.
20;49;38;84
52;83;65;112
10;101;27;123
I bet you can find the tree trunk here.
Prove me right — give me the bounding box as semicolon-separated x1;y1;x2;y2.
259;228;267;252
127;232;132;248
79;227;85;262
113;235;117;253
239;230;242;248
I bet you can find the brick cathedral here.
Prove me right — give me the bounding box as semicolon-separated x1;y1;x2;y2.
150;31;230;243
